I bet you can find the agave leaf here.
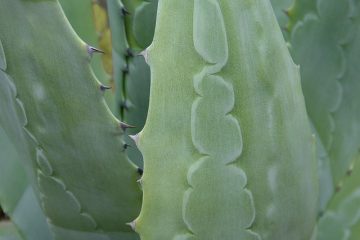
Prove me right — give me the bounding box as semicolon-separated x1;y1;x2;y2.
272;0;360;212
286;0;317;30
270;0;293;30
0;221;22;240
135;0;318;239
0;128;53;240
58;0;108;80
0;1;141;239
274;0;360;237
349;221;360;240
317;154;360;240
59;0;115;114
121;0;158;49
92;0;113;80
285;0;360;211
106;0;157;167
121;0;157;167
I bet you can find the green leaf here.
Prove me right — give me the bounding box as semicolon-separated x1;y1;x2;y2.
135;0;318;239
0;128;53;240
0;1;141;239
317;154;360;240
106;0;157;167
0;222;22;240
59;0;115;114
270;0;293;29
349;220;360;240
288;0;360;211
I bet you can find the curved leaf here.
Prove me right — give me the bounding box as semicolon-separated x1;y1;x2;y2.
0;222;22;240
0;128;52;240
106;0;157;167
270;0;293;29
288;0;360;211
317;154;360;240
135;0;318;239
59;0;115;114
0;1;141;239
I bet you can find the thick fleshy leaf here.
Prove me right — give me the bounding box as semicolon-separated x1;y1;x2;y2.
59;0;115;114
0;128;52;240
135;0;318;239
287;0;360;212
106;0;157;167
0;1;141;239
317;154;360;240
270;0;293;29
0;222;22;240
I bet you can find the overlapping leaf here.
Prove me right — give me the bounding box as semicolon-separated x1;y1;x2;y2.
0;1;141;239
105;0;157;166
0;128;52;240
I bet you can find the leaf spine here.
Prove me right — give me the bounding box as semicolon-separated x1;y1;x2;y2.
87;45;105;57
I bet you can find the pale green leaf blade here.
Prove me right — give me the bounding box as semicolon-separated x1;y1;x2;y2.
59;0;115;114
0;128;53;240
317;155;360;240
0;0;141;239
135;0;318;239
0;222;22;240
289;0;360;211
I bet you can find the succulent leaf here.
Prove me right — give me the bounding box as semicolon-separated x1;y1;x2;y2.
285;0;360;211
106;0;157;167
272;0;360;237
0;1;141;239
269;0;293;30
58;0;109;86
0;128;52;240
121;0;158;49
59;0;116;114
317;154;360;240
0;221;23;240
349;221;360;240
92;0;113;76
136;0;318;239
